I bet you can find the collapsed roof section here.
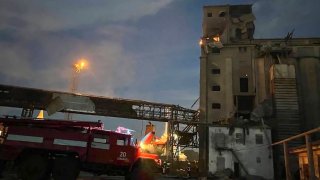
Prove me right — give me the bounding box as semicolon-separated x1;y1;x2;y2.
202;5;255;44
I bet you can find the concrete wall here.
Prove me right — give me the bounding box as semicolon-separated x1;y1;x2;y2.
255;57;268;103
203;5;254;44
200;45;255;123
297;57;320;131
208;126;274;179
206;48;235;122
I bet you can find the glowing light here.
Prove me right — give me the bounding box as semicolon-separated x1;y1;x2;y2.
74;58;88;73
116;126;135;135
213;36;220;42
173;133;178;139
140;142;145;149
36;110;44;119
0;130;2;136
179;152;187;161
199;39;203;46
154;158;162;166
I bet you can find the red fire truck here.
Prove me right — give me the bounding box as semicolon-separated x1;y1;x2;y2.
0;116;161;180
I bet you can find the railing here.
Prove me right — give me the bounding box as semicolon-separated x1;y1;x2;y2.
272;127;320;180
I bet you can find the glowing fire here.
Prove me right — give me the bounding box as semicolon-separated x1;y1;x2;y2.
158;122;168;144
213;36;220;42
199;39;203;46
138;122;190;161
36;110;44;119
139;122;168;155
179;152;187;161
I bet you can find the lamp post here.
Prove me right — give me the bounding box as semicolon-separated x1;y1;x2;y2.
66;58;88;120
70;59;86;93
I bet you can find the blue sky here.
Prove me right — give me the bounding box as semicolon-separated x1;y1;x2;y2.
0;0;320;138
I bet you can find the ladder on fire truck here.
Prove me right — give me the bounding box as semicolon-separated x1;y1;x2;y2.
0;84;199;160
0;116;103;129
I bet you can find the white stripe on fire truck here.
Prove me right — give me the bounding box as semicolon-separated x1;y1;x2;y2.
91;142;110;150
6;134;43;143
53;139;87;147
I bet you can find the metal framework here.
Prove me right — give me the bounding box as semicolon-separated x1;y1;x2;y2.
272;127;320;180
168;120;199;160
0;84;199;159
0;84;197;122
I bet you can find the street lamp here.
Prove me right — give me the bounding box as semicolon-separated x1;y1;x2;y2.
66;58;88;120
70;59;88;93
74;59;87;73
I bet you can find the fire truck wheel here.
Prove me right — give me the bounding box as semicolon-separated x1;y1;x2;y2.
130;166;154;180
17;153;50;180
52;156;80;180
0;160;6;177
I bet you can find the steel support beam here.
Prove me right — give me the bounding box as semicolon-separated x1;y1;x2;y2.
0;84;198;123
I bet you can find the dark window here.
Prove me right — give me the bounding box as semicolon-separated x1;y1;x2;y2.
117;138;129;146
255;134;263;144
215;133;226;148
207;12;212;17
212;85;220;91
219;11;226;17
239;47;247;52
235;28;242;39
93;137;108;143
235;133;244;144
212;103;221;109
240;78;248;92
93;134;109;143
247;22;255;39
256;157;261;164
236;96;254;111
234;162;240;177
92;134;110;150
212;69;220;74
212;47;220;54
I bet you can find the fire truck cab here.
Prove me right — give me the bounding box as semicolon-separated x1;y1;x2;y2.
0;117;160;180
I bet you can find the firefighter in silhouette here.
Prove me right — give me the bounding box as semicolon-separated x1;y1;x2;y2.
162;161;167;174
186;161;191;178
162;161;171;175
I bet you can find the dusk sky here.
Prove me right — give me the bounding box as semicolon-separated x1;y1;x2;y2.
1;0;320;138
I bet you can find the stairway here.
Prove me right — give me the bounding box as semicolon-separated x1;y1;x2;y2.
272;78;302;147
